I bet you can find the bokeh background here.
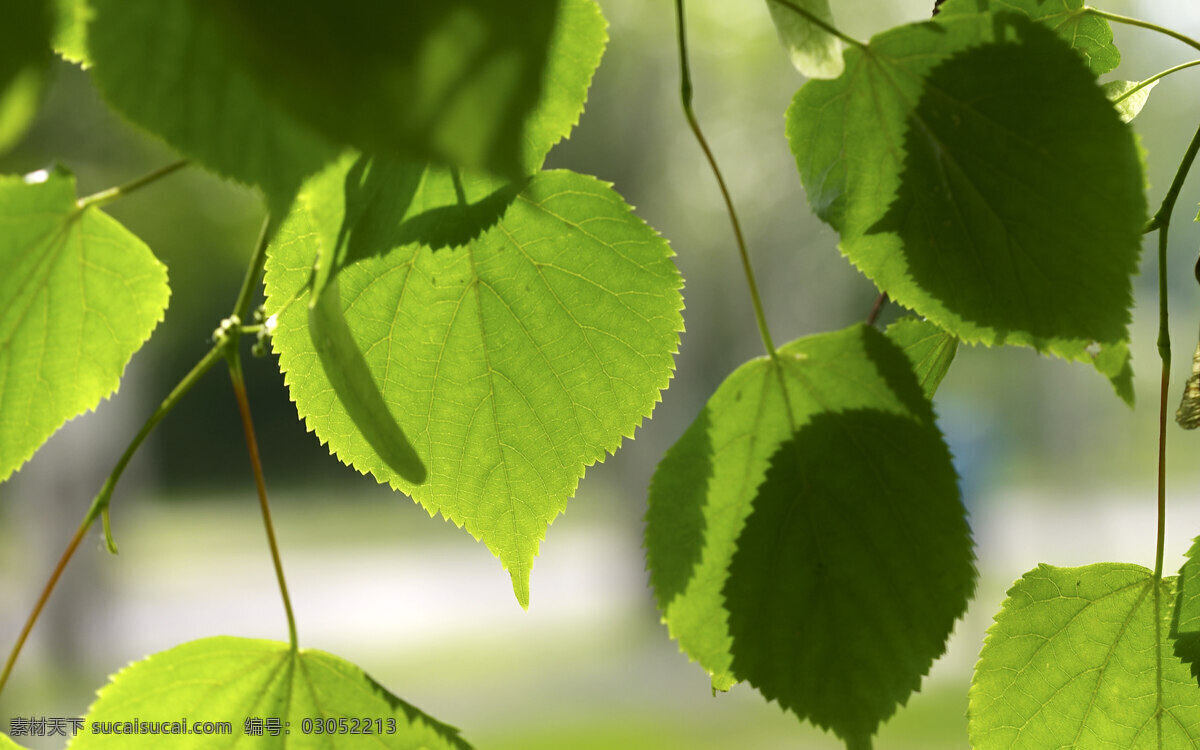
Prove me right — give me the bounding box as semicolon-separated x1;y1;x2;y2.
4;0;1200;747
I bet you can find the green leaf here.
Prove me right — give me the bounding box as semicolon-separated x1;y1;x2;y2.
265;157;684;607
69;636;471;749
0;734;29;750
884;317;958;400
936;0;1120;75
788;12;1145;403
0;0;53;152
88;0;338;213
645;324;975;746
970;564;1200;748
53;0;90;66
0;168;169;482
198;0;606;180
765;0;844;79
1171;536;1200;678
1103;79;1158;123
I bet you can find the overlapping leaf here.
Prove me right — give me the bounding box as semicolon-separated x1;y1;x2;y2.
0;0;53;152
971;564;1200;748
87;0;603;209
884;318;958;400
937;0;1119;74
88;0;336;213
1171;536;1200;678
68;636;471;749
645;324;974;746
787;11;1144;402
53;0;89;65
265;158;683;607
0;169;169;482
765;0;844;79
199;0;603;180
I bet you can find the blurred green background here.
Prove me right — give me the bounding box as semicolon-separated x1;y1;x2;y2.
4;0;1200;747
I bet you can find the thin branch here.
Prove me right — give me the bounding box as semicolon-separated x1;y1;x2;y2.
675;0;779;360
76;160;191;210
1087;8;1200;55
0;339;226;698
226;350;298;650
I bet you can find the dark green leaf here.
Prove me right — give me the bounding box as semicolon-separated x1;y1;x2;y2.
88;0;338;212
788;12;1144;402
646;324;974;745
0;168;169;482
971;564;1200;748
884;317;958;400
70;636;471;749
0;0;53;152
265;157;683;607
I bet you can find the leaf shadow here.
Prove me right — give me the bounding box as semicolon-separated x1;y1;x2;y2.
646;406;713;609
723;407;973;745
864;15;1133;344
309;279;427;485
1170;538;1200;681
336;154;522;270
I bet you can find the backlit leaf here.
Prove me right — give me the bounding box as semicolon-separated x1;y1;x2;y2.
884;317;958;400
788;11;1144;402
1103;79;1158;123
0;168;169;482
88;0;338;212
937;0;1119;74
645;324;974;746
199;0;606;180
265;157;683;607
69;636;471;749
970;564;1200;748
765;0;844;79
53;0;90;66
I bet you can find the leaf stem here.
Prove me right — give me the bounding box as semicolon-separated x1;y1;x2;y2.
769;0;865;49
1086;8;1200;55
75;159;191;210
1145;121;1200;579
232;215;274;323
866;292;889;327
225;347;299;650
1112;59;1200;106
674;0;779;360
0;339;226;699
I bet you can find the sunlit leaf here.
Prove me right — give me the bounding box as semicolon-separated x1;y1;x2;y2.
971;564;1200;748
884;317;957;400
765;0;844;79
265;157;683;607
646;324;974;746
0;168;169;482
788;12;1144;403
53;0;90;66
1103;79;1158;123
69;636;471;749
